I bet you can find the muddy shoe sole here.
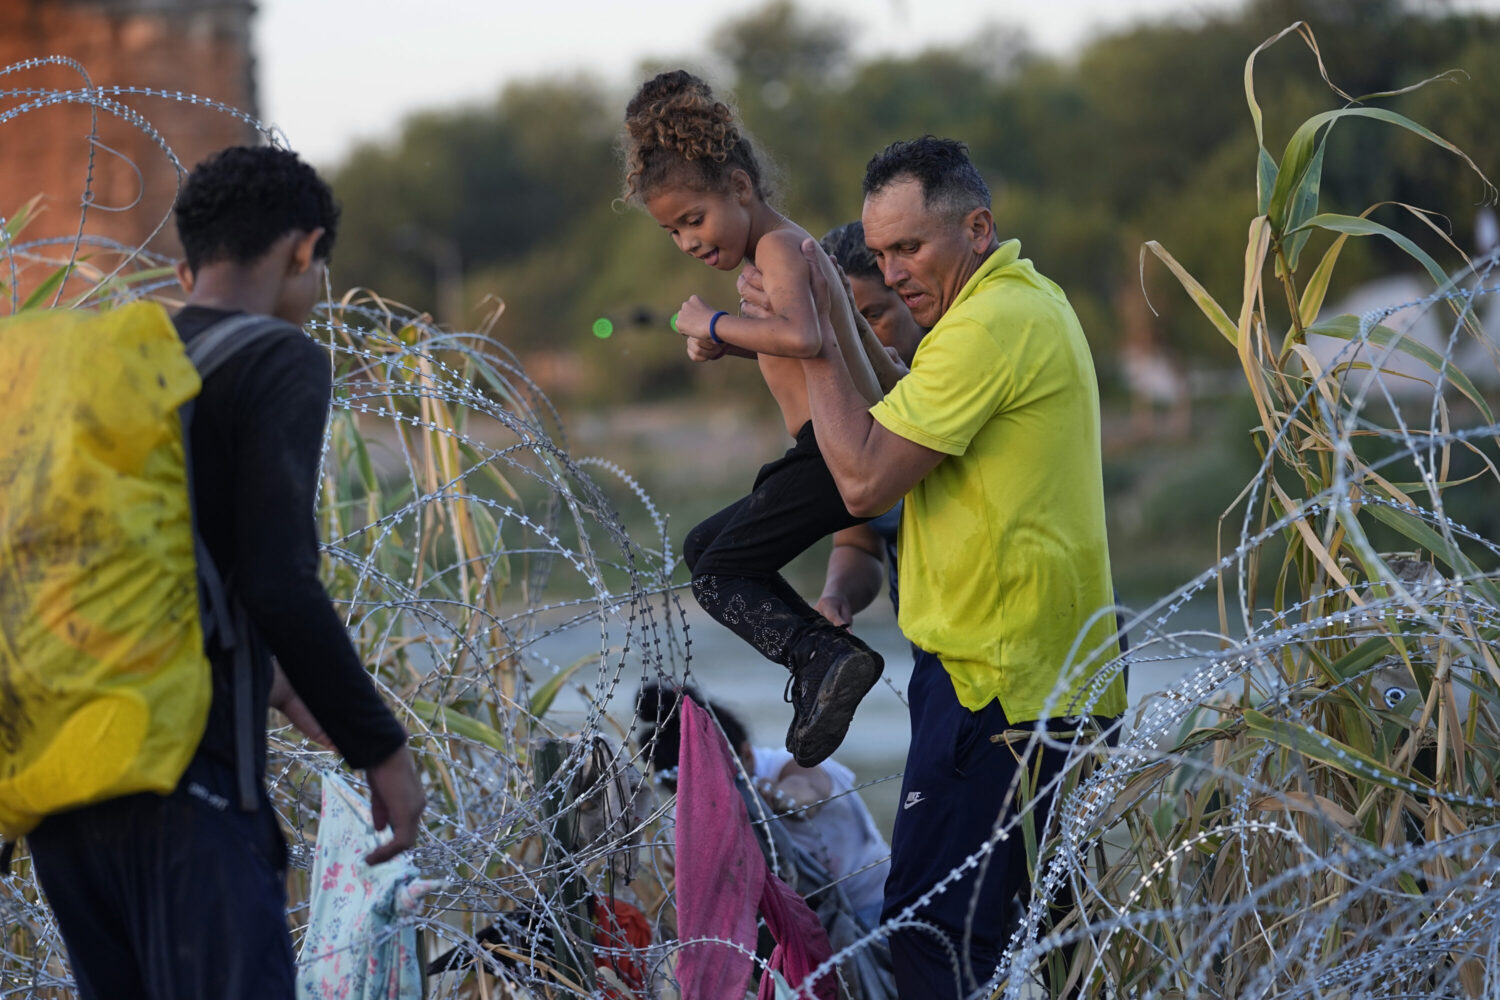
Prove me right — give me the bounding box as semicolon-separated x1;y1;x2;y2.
788;647;884;767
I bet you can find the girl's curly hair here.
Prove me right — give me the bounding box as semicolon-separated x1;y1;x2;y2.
621;70;770;204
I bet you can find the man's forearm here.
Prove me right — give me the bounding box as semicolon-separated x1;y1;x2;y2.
803;349;884;511
820;539;885;619
798;238;944;514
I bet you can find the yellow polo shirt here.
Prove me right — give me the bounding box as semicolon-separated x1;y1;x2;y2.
870;240;1126;721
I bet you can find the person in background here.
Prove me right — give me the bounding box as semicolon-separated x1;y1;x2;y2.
27;146;425;1000
635;681;890;929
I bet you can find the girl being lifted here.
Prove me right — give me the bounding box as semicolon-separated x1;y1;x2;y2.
621;70;902;768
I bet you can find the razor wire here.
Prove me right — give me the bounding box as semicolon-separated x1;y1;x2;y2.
5;65;1500;1000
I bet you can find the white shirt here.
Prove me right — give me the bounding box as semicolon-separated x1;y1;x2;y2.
751;746;891;919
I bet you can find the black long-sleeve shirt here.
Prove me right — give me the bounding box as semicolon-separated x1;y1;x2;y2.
175;306;406;773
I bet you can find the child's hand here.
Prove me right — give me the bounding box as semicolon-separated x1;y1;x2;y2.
675;294;717;341
685;336;725;363
754;773;824;818
753;776;802;817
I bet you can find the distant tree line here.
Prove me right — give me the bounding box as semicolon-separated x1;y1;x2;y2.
327;0;1500;406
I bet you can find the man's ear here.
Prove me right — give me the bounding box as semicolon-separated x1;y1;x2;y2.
964;206;995;251
174;259;195;294
287;227;326;275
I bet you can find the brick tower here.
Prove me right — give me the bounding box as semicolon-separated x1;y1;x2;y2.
0;0;260;279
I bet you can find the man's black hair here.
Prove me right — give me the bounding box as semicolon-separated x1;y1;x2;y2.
174;145;340;273
862;135;991;217
820;221;881;282
635;681;750;774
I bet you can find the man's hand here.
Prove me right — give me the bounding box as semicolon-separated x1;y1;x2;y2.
815;594;854;628
364;744;426;864
267;659;331;749
801;239;840;360
834;258;906;375
817;525;886;627
797;238;947;516
736;264;772;319
804;239;831;315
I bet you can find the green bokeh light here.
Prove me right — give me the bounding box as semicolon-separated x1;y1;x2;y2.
592;317;614;339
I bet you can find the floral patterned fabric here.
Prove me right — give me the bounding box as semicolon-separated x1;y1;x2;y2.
296;773;441;1000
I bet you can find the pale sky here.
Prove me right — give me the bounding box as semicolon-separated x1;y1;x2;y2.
257;0;1500;166
256;0;1247;164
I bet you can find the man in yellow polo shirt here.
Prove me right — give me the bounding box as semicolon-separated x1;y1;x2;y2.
799;136;1127;998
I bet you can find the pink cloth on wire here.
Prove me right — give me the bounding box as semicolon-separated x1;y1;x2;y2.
675;697;835;1000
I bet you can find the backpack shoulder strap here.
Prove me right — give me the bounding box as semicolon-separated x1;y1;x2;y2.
184;313;301;381
178;310;305;636
179;311;303;814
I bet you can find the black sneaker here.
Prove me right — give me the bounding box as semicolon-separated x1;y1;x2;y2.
783;626;884;767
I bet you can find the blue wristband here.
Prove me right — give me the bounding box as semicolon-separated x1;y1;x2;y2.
709;310;728;345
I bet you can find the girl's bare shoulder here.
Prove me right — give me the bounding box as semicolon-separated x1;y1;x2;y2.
754;223;815;276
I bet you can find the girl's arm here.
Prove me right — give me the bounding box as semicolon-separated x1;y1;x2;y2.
676;230;822;358
684;333;756;362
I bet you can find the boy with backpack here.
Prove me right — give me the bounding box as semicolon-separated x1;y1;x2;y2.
16;145;425;999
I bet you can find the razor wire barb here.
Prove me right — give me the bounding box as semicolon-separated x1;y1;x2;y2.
6;57;1500;1000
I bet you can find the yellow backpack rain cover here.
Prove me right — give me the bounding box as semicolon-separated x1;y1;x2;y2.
0;301;211;839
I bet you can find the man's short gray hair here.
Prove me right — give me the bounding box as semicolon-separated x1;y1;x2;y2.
862;135;990;219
